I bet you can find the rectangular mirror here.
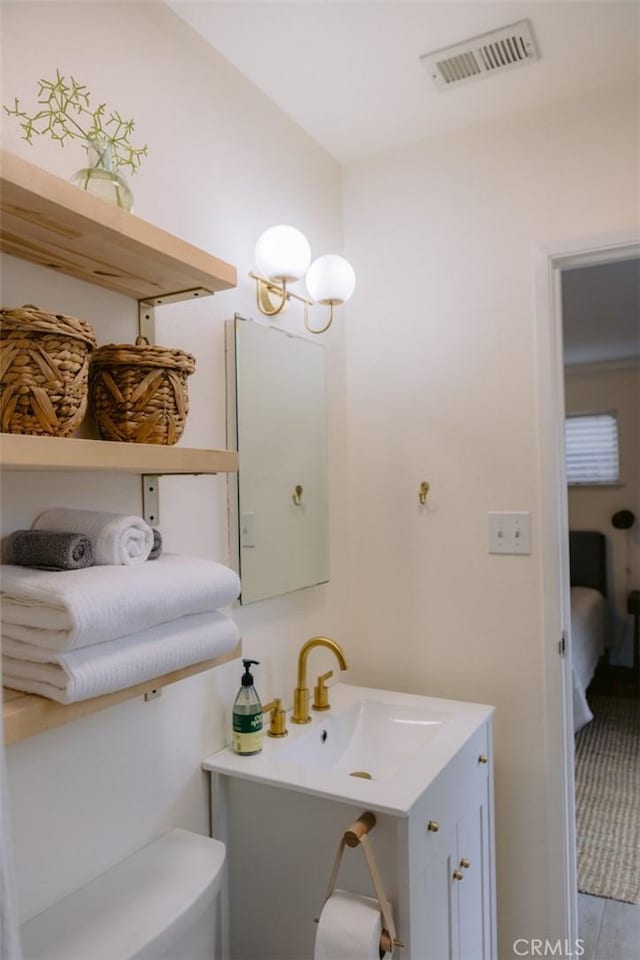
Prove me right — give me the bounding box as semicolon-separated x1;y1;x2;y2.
226;315;329;604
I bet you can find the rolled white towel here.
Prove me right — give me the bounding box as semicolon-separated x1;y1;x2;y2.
33;508;153;566
2;610;240;704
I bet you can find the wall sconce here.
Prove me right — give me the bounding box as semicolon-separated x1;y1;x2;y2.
249;225;356;334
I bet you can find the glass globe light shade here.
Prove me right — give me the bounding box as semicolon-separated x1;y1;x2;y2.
254;225;311;283
305;254;356;305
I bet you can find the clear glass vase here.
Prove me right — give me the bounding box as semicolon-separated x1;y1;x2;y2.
71;137;133;211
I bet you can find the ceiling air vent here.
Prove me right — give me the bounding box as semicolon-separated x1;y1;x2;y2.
420;20;539;91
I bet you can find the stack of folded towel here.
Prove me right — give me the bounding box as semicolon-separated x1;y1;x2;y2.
1;549;241;704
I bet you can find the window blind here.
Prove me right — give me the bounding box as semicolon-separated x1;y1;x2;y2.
565;413;619;485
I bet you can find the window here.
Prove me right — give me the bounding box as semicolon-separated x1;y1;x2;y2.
565;412;620;485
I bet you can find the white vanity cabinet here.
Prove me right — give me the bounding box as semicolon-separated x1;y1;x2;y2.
411;723;495;960
205;689;496;960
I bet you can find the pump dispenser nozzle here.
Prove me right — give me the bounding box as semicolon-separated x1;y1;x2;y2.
241;659;260;686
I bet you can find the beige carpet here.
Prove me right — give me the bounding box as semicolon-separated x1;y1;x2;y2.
575;695;640;904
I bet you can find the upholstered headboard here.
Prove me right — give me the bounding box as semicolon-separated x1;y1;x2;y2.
569;531;607;597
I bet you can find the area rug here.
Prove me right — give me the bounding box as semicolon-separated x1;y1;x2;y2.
575;695;640;904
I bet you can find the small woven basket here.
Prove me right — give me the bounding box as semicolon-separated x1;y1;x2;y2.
0;305;97;437
89;337;196;445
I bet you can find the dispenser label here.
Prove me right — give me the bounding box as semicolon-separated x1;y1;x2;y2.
233;712;263;754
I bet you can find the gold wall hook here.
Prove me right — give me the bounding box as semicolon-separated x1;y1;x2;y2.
292;483;304;505
419;481;430;505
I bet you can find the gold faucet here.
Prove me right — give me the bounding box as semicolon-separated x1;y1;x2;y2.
292;636;348;724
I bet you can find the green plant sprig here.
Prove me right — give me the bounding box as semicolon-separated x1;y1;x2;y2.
3;69;147;174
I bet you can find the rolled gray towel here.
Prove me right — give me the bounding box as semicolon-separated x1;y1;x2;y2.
148;528;163;561
6;530;93;571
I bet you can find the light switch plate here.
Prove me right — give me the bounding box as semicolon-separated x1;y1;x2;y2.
488;511;531;555
241;512;256;547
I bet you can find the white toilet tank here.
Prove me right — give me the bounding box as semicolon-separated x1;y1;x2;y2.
20;829;226;960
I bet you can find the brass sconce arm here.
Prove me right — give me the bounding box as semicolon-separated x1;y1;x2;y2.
249;271;313;318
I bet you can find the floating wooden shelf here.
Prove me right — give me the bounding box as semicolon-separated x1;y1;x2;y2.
1;155;241;742
3;640;241;745
0;150;237;301
0;433;238;474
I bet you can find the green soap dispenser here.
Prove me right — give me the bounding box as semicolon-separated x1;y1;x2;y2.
232;659;263;755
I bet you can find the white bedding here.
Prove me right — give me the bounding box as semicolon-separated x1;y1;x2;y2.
571;586;606;732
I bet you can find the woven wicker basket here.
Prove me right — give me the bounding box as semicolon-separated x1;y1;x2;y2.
0;305;97;437
89;337;196;445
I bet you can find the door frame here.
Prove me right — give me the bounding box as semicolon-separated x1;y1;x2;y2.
533;227;640;945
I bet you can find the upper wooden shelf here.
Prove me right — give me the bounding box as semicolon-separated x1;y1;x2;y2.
0;150;237;301
0;433;238;474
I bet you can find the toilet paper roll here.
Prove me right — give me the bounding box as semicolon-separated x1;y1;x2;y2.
314;889;383;960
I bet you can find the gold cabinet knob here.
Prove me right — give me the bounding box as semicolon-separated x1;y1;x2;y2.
478;754;489;764
453;870;464;880
427;820;439;832
460;858;471;869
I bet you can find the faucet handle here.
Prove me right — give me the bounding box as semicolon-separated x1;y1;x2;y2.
313;670;334;711
262;698;288;738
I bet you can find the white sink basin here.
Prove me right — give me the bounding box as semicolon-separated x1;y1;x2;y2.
278;698;446;780
203;683;493;815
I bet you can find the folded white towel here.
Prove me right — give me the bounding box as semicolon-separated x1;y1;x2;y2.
1;555;241;652
33;508;153;566
2;611;239;704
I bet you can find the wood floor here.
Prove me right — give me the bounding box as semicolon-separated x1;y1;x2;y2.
579;894;640;960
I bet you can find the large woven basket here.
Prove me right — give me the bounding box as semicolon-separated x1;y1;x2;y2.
89;338;196;445
0;305;97;437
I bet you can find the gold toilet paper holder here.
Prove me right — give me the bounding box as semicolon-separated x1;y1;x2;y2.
314;811;404;955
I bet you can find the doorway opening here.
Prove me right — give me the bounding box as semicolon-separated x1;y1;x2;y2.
561;257;640;955
535;231;640;960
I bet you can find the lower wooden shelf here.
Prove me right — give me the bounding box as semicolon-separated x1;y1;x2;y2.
3;640;241;744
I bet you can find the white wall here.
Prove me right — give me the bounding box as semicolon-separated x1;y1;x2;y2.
342;83;639;955
565;361;640;663
1;1;348;923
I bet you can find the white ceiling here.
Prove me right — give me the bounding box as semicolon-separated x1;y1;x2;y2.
168;1;640;163
562;259;640;365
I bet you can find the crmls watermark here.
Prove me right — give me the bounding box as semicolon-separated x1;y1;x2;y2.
513;939;585;957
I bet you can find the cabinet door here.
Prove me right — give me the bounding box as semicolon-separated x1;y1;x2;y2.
422;815;459;960
456;773;492;960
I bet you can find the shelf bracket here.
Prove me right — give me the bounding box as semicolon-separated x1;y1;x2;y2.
142;475;160;528
138;300;156;345
139;287;213;307
138;301;160;526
